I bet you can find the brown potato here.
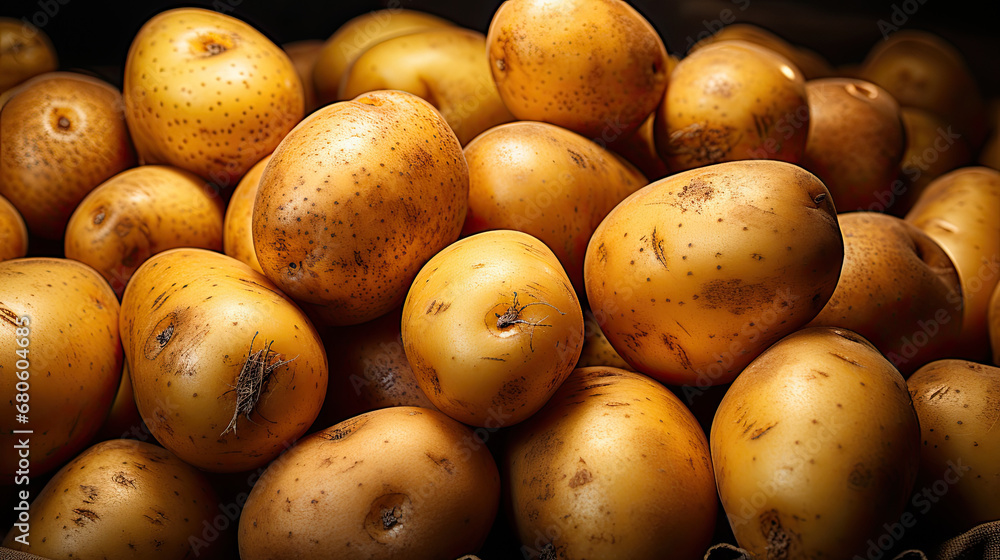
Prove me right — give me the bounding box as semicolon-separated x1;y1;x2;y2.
689;24;834;79
576;311;633;370
0;192;28;262
92;361;144;442
990;283;1000;365
890;107;973;216
0;18;57;92
223;154;270;274
606;111;670;181
282;39;323;113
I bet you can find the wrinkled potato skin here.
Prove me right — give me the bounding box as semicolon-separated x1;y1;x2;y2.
656;41;808;172
2;439;218;559
0;258;121;478
340;28;514;145
223;154;270;274
0;72;136;239
0;18;58;92
120;248;327;472
891;108;973;216
254;90;469;327
239;407;500;560
402;230;584;427
506;367;716;560
487;0;669;139
312;9;454;106
801;79;906;213
908;359;1000;531
585;160;843;386
0;193;28;261
712;327;920;559
65;165;225;296
905;167;1000;362
462;121;647;293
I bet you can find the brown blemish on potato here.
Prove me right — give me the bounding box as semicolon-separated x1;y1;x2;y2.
666;123;740;166
80;485;99;503
649;227;668;270
143;312;177;360
0;305;19;328
425;452;455;474
364;493;410;542
749;422;778;440
568;468;593;488
830;328;867;346
320;416;368;442
760;509;792;559
425;299;451;315
699;278;772;315
847;463;872;490
661;332;692;369
112;472;137;488
72;508;100;526
828;351;864;368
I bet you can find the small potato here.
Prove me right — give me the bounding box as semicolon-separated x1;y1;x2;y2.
65;165;225;296
239;407;500;560
2;439;219;559
487;0;669;139
655;40;809;171
223;154;271;274
712;327;920;559
891;107;973;216
606;111;670;181
282;40;322;113
93;361;144;442
576;311;633;370
0;18;57;91
0;192;28;261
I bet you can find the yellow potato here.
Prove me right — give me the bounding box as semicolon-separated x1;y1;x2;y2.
712;327;920;559
339;28;514;145
0;258;121;479
487;0;669;139
239;406;500;560
0;18;57;92
120;248;327;472
585;160;843;386
656;40;808;171
606;111;670;181
223;154;270;274
65;165;225;296
506;367;716;559
253;90;469;326
282;39;322;113
462;121;647;293
689;24;834;79
576;311;633;370
402;230;583;427
0;192;28;262
92;361;144;442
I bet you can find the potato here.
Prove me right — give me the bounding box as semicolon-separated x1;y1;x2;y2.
402;230;583;427
0;18;57;92
606;111;670;181
576;311;633;370
462;121;647;293
689;23;834;79
64;165;225;296
282;40;322;114
905;167;1000;362
891;107;973;216
253;90;468;326
506;367;716;559
223;154;271;274
119;248;327;472
585;160;843;386
712;327;920;559
800;78;906;213
0;192;28;262
992;283;1000;365
655;40;808;172
0;72;136;239
908;359;1000;531
123;7;303;186
487;0;669;139
238;406;500;560
807;212;962;375
0;258;121;480
2;439;218;559
92;361;144;442
312;9;454;106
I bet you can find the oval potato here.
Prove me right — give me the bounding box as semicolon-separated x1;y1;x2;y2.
223;154;271;274
0;192;28;262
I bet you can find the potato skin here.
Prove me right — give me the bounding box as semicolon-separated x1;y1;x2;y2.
690;24;834;80
0;258;122;479
223;154;271;274
892;107;972;215
585;160;843;386
712;327;920;559
64;165;225;296
119;248;327;472
991;283;1000;365
487;0;669;139
0;18;58;92
506;367;716;560
253;90;469;326
0;192;28;261
238;406;500;560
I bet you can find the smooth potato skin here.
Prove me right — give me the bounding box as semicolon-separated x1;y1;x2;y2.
487;0;669;139
506;367;716;560
0;72;136;239
224;154;271;274
0;193;28;261
253;90;469;326
0;258;121;478
239;407;500;560
120;248;327;472
462;121;647;293
64;165;225;296
0;18;57;92
712;327;920;559
584;160;843;386
908;359;1000;530
576;311;633;370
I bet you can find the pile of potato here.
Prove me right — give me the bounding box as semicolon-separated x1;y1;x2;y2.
1;1;999;559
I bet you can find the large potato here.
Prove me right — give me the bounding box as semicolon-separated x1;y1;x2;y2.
487;0;669;139
253;90;469;326
2;439;219;559
339;28;514;145
120;248;327;472
0;258;122;479
0;18;57;92
712;327;920;559
239;406;500;560
402;230;583;427
223;153;271;274
506;367;716;559
0;192;28;262
585;160;843;386
462;121;647;293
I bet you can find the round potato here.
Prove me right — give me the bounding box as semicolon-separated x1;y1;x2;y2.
585;160;843;386
238;406;500;560
576;311;632;370
0;192;28;262
891;107;973;215
223;154;271;274
0;18;57;92
283;39;322;114
689;24;834;79
606;111;670;181
402;230;583;427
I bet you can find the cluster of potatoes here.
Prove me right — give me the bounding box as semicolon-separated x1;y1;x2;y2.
1;1;999;559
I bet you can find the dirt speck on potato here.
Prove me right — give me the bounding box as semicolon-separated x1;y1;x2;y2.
760;509;792;559
699;278;772;315
320;416;368;442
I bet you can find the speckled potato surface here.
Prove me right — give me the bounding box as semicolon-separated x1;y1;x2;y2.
253;89;469;327
0;193;28;262
0;18;58;92
224;154;270;274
